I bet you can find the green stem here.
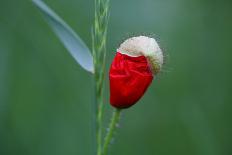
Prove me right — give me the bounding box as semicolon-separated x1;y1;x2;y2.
92;0;110;154
102;109;121;155
96;94;103;155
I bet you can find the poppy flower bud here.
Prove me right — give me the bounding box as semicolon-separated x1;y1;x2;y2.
109;36;163;109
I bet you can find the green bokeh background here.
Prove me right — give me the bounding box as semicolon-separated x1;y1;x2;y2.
0;0;232;155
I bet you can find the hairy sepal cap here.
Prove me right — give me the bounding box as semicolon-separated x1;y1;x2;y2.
118;36;163;74
109;36;163;109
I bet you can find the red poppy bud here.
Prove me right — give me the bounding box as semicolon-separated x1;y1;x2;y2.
109;36;163;109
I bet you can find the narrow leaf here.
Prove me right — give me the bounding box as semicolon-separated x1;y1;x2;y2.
32;0;94;73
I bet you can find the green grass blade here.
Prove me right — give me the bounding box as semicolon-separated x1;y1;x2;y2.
32;0;94;73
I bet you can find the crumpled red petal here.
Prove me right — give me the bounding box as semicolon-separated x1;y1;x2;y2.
109;51;153;109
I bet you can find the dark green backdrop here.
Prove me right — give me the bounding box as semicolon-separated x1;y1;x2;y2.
0;0;232;155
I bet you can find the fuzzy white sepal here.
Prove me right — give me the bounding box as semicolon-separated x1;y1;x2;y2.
118;36;163;74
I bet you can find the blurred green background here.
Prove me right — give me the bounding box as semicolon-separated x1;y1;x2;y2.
0;0;232;155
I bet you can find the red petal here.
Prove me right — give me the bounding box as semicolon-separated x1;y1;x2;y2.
109;52;153;108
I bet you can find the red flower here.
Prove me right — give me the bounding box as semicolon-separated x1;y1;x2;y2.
109;36;163;109
109;52;153;108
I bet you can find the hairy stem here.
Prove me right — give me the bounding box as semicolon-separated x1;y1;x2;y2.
102;109;121;155
92;0;110;155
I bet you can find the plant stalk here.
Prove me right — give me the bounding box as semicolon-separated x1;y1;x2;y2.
102;109;121;155
92;0;110;155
